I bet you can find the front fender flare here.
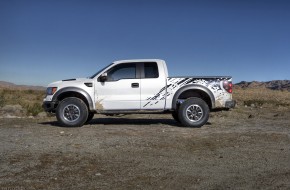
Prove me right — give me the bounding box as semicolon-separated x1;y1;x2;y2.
52;87;94;110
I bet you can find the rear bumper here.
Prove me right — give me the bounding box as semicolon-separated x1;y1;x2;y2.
42;101;57;112
225;100;236;109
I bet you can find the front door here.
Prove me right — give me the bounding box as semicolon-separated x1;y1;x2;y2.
95;63;141;110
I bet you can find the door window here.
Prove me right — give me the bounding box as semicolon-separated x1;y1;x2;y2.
107;63;136;81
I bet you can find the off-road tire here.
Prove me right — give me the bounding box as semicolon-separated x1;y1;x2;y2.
178;98;209;128
86;112;95;123
56;97;88;127
172;111;180;123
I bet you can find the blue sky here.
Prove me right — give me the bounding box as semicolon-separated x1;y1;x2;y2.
0;0;289;86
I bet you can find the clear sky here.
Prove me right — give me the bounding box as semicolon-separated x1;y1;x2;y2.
0;0;289;86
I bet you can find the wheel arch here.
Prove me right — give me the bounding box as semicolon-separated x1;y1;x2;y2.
172;84;215;110
52;87;94;110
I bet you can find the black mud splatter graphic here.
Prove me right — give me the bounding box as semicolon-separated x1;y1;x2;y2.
142;77;231;108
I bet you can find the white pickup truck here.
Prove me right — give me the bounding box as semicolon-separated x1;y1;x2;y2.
43;59;235;127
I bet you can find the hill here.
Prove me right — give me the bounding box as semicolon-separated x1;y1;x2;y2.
0;81;45;91
1;80;289;91
235;80;290;91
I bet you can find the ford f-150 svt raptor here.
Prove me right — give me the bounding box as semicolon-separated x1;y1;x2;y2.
43;59;235;127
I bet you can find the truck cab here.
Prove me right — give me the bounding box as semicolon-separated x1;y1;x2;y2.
93;59;168;111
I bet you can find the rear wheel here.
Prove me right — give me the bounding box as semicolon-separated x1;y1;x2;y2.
56;97;88;127
178;98;209;128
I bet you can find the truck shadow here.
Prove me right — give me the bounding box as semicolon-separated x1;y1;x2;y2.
87;117;180;127
39;118;212;128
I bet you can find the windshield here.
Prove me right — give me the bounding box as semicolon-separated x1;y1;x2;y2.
89;63;114;79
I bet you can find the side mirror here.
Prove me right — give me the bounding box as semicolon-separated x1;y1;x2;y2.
99;73;108;82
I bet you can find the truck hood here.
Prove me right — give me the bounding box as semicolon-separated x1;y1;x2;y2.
47;78;94;87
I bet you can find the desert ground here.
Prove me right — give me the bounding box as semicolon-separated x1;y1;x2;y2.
0;88;290;189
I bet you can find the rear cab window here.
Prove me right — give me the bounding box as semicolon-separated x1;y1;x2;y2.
144;62;159;78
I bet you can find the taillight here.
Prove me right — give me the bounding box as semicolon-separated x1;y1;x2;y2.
223;81;233;93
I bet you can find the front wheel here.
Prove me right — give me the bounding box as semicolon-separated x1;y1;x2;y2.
86;112;95;123
178;98;209;128
56;97;88;127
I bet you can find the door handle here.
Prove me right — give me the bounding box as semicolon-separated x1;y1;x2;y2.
131;83;139;88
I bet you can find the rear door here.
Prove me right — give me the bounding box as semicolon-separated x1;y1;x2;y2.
140;62;167;109
95;63;141;110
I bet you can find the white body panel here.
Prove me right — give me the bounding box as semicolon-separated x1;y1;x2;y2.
140;60;167;109
44;78;95;107
95;79;141;110
140;78;166;109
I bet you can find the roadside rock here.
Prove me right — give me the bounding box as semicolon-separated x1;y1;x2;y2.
37;112;47;118
0;104;26;117
248;114;255;119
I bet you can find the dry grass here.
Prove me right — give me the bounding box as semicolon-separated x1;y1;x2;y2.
0;89;45;116
1;87;289;116
234;88;290;107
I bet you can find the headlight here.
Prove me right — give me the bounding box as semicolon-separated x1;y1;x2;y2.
46;87;58;95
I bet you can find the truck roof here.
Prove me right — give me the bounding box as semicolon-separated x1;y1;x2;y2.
113;59;164;64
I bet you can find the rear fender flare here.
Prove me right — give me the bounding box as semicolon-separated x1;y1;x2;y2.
172;84;215;110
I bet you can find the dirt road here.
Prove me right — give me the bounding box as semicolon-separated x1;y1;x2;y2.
1;106;290;190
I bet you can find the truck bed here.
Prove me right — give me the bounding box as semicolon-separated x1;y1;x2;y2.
143;76;233;109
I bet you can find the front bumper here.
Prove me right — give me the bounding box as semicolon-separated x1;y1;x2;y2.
42;101;57;112
225;100;236;109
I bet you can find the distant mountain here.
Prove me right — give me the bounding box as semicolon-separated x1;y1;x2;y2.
235;80;290;91
0;81;45;91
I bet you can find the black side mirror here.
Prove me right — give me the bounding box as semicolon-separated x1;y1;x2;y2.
99;73;108;82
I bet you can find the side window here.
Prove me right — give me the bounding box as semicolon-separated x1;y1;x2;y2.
144;62;159;78
107;63;136;81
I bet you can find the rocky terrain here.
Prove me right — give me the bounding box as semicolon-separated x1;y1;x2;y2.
0;80;289;189
0;106;289;190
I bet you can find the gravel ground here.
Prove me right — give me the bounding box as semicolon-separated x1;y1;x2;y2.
0;106;290;190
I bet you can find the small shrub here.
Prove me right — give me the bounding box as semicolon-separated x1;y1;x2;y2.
0;93;4;107
25;103;44;116
26;89;34;94
244;100;264;107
